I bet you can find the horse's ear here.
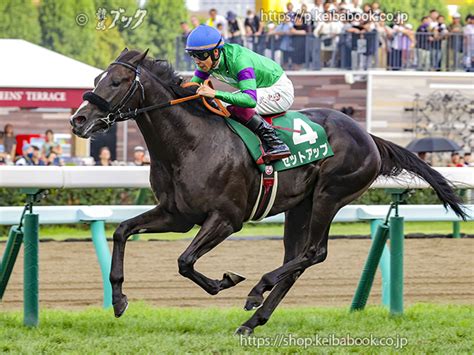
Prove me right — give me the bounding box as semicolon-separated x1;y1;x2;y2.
116;47;129;60
131;49;149;65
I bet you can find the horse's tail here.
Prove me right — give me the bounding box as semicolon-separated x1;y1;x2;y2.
370;134;468;220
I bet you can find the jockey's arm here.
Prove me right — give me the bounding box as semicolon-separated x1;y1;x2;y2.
190;69;209;84
215;67;258;108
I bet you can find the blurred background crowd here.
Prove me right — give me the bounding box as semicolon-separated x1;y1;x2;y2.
0;123;149;167
1;122;470;167
176;2;474;71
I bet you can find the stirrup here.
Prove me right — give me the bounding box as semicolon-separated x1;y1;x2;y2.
257;149;291;164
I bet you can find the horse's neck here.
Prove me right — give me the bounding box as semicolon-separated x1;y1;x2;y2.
135;96;205;163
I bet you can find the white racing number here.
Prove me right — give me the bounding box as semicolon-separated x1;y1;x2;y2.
292;118;318;145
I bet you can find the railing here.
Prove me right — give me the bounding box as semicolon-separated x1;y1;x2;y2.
176;32;474;72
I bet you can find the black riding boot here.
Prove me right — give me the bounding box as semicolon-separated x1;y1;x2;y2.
245;114;291;162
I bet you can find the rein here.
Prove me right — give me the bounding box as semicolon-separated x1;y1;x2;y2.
82;61;230;129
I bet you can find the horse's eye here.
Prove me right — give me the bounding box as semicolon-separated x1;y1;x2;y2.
111;79;121;87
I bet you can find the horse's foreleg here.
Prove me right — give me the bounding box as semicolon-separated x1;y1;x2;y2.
111;205;192;317
177;212;243;295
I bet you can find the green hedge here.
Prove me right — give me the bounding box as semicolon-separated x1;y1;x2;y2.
0;187;445;207
0;188;156;207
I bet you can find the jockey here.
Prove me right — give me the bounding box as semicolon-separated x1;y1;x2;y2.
186;24;293;162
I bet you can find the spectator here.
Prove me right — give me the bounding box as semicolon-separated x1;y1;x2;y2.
42;129;55;158
429;9;439;30
244;9;265;54
96;146;112;166
15;144;33;166
464;14;474;71
339;11;355;69
432;15;448;71
463;152;472;166
362;20;378;69
417;152;431;165
31;145;45;166
298;3;312;31
447;152;463;167
0;133;7;165
143;150;151;165
362;3;371;14
180;21;193;70
285;2;297;23
449;13;463;32
310;0;324;31
291;15;310;69
130;146;146;166
47;144;64;166
16;145;44;166
416;16;432;71
326;0;338;12
375;15;393;69
269;15;298;69
349;0;363;14
389;19;414;70
226;11;243;45
216;23;225;37
314;10;343;67
206;8;226;31
180;21;191;40
3;123;16;161
190;15;200;29
448;13;463;70
347;15;367;70
371;2;381;14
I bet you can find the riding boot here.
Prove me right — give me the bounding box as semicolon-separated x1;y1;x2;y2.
245;114;291;162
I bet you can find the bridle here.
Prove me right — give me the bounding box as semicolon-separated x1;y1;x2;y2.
82;60;230;129
83;61;169;128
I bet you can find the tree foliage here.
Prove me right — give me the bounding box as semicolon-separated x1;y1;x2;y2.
0;0;41;43
39;0;98;65
124;0;187;62
377;0;448;26
1;0;187;69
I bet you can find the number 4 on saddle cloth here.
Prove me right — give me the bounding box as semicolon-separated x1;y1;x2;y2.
226;111;335;221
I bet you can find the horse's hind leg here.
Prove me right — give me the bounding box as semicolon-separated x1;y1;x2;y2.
110;205;193;317
236;196;313;335
244;160;379;309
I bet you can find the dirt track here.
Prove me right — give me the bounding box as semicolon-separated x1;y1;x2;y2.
1;238;473;310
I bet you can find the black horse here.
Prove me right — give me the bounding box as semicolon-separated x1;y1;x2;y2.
70;49;466;335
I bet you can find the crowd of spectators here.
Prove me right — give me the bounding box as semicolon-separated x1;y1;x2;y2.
178;2;474;71
0;123;150;167
417;151;473;167
0;125;65;166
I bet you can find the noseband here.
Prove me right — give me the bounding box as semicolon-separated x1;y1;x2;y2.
82;61;145;128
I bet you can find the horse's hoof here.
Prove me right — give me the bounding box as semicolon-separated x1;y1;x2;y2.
234;325;254;337
223;271;246;286
244;295;263;311
113;295;129;318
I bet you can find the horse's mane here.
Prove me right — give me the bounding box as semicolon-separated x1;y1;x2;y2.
118;50;217;117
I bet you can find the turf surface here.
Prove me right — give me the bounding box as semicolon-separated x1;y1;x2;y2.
0;303;472;354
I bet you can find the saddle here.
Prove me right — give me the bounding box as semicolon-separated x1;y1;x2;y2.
184;80;334;221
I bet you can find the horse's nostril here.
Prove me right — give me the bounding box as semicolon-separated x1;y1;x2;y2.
74;115;87;126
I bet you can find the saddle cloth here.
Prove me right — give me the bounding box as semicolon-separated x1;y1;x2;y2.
225;110;334;173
